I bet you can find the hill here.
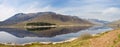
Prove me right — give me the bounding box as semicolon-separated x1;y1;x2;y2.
0;12;93;28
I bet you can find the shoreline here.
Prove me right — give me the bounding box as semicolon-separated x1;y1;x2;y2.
0;38;78;46
0;26;112;46
0;25;92;28
0;28;112;46
0;31;108;46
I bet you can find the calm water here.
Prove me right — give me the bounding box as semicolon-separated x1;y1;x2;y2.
0;26;113;44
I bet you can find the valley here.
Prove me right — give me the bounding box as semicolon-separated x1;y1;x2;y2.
0;0;119;47
0;12;119;47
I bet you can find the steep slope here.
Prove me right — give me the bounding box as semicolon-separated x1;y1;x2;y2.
0;13;37;26
0;12;54;26
0;12;93;27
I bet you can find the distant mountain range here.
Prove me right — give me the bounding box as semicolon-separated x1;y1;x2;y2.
88;19;110;25
107;20;120;28
0;12;93;27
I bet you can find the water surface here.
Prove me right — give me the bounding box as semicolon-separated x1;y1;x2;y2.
0;26;113;44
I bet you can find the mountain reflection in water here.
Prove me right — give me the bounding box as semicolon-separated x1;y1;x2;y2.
0;26;90;38
0;26;112;44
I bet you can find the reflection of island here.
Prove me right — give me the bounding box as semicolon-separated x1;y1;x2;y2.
26;27;56;31
28;27;90;37
0;26;90;38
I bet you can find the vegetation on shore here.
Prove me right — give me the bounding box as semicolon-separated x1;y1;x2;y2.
26;22;56;26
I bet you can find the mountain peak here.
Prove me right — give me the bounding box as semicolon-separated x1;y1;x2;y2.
37;12;56;15
14;13;25;16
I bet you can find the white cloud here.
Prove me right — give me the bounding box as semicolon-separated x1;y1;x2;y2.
0;0;120;22
0;4;16;21
101;7;120;21
59;0;120;21
0;0;52;21
102;7;120;15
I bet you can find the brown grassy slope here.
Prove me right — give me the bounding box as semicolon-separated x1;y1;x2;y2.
89;29;120;47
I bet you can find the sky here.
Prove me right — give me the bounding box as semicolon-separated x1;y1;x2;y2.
0;0;120;21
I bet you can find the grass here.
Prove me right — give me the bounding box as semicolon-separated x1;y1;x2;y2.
111;34;120;47
79;33;93;40
118;34;120;39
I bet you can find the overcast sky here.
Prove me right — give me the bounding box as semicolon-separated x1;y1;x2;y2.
0;0;120;21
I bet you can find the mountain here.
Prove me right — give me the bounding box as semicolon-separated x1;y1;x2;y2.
0;12;93;27
107;20;120;28
88;19;109;25
0;12;46;25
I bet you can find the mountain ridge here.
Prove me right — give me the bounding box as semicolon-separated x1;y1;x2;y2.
0;12;93;27
107;20;120;28
88;19;110;25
